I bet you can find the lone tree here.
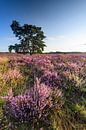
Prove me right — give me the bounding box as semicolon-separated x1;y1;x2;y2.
9;20;46;55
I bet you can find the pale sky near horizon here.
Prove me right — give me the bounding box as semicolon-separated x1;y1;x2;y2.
1;0;86;52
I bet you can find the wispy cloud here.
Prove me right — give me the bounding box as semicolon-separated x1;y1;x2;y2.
47;35;65;41
1;35;86;52
82;43;86;45
45;34;86;52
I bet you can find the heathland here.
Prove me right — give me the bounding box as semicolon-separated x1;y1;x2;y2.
0;53;86;130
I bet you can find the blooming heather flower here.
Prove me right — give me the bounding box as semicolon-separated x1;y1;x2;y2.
5;78;52;123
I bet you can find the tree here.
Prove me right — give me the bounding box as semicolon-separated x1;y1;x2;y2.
8;44;20;53
8;45;15;53
9;20;46;55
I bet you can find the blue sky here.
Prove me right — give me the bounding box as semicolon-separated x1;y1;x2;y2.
1;0;86;52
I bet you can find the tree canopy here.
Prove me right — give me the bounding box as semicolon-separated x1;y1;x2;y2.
8;20;46;54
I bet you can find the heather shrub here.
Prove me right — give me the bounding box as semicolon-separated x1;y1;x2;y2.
1;54;86;130
4;78;52;129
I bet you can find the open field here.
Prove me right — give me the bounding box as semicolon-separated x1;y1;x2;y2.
0;53;86;130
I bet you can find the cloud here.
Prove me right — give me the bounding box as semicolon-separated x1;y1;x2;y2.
45;34;86;52
1;35;86;52
46;35;65;41
82;43;86;45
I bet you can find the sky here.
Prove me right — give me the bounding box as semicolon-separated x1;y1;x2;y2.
1;0;86;52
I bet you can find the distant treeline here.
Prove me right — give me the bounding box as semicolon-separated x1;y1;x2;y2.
44;51;86;54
